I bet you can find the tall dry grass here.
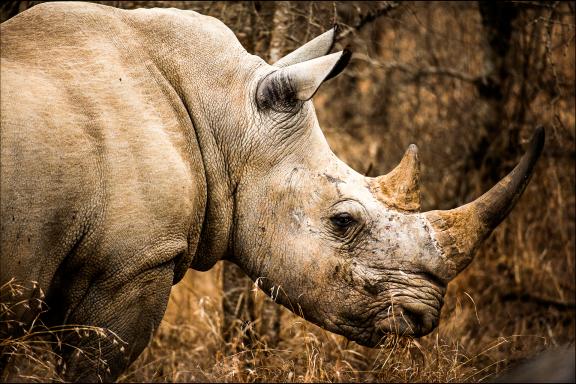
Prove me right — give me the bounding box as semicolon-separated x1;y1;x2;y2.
3;268;572;382
118;267;485;383
116;263;571;383
0;279;127;382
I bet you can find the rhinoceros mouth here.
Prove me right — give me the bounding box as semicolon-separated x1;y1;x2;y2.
370;279;444;339
328;268;446;345
326;292;442;347
347;307;440;347
375;301;440;338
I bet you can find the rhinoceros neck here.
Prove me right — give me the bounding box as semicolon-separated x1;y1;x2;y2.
125;8;262;270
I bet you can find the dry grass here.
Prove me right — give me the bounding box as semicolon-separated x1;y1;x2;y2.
110;260;572;383
0;279;126;382
3;264;573;382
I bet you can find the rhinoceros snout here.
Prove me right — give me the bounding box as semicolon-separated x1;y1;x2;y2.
376;301;440;338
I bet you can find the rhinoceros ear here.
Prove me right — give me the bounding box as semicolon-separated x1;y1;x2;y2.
257;49;351;112
273;26;337;67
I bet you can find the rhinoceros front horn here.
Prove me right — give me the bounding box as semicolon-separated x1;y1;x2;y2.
424;127;545;280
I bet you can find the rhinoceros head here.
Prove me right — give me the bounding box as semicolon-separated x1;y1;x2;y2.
226;28;544;346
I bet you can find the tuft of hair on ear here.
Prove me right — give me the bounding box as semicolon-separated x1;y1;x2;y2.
256;72;302;113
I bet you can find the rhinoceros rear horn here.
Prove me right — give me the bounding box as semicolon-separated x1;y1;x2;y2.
424;127;545;280
257;50;351;111
274;26;337;67
372;144;421;212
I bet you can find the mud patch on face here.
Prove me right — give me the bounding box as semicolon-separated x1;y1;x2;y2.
323;173;344;185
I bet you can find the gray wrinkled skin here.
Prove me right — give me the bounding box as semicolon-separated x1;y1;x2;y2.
1;3;537;382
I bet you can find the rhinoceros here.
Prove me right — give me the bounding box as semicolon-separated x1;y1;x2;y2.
0;2;544;381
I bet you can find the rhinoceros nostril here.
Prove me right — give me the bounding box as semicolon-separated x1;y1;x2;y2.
363;281;379;295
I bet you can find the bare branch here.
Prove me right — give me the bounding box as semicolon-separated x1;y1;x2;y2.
337;1;400;42
502;292;576;309
353;53;481;83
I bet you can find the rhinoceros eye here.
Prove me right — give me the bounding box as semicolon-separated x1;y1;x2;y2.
330;212;356;229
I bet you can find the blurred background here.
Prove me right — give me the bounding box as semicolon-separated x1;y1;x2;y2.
2;1;574;382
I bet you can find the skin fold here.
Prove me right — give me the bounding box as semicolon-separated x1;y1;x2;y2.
0;3;543;381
